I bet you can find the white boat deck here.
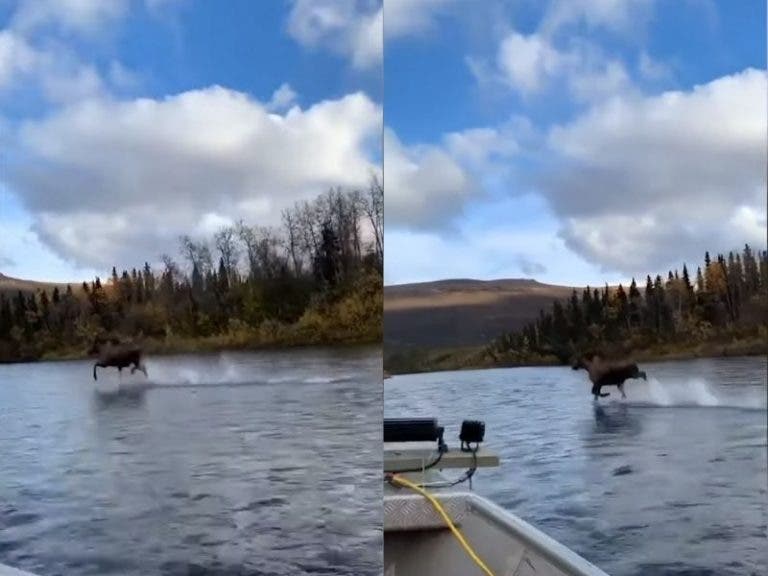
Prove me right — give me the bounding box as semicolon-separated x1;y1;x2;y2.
384;442;610;576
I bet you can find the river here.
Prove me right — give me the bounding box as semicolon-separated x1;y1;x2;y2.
0;347;382;576
385;356;767;576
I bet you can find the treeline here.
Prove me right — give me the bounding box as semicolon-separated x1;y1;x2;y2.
489;245;768;364
0;181;383;362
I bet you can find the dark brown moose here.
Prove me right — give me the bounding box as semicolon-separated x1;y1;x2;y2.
572;353;647;400
90;338;148;381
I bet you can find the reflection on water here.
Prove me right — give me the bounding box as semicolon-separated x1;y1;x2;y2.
386;356;767;576
591;403;640;435
0;347;381;576
92;386;149;409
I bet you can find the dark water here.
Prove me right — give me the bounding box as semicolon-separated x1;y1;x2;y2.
0;348;382;576
385;356;767;576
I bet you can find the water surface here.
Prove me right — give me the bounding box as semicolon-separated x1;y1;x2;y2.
386;356;767;576
0;347;382;576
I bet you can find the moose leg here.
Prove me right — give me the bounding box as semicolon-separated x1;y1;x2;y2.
131;362;148;377
593;384;610;398
619;383;626;399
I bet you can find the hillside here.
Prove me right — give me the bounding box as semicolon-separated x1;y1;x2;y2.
0;273;71;296
384;278;575;349
385;247;768;375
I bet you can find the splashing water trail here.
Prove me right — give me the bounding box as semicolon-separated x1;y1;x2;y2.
646;377;673;406
628;375;765;409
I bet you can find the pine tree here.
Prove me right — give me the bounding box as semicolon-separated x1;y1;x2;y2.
743;244;759;295
0;294;12;339
143;263;155;300
39;291;50;329
682;264;693;297
695;267;705;293
567;289;584;342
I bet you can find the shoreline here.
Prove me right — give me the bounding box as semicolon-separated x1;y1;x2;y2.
384;337;767;376
0;337;382;366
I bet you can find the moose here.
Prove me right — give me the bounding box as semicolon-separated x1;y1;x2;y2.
90;337;148;381
572;353;647;400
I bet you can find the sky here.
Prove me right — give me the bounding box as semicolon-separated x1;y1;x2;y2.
0;0;383;282
384;0;767;286
1;1;765;288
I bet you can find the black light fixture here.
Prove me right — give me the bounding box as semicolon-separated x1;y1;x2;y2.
384;418;445;447
459;420;485;452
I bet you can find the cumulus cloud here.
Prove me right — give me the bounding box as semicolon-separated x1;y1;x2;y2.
386;118;534;230
0;29;109;103
4;88;381;270
286;0;457;67
0;0;160;103
384;128;476;230
287;0;382;70
487;31;633;102
497;32;564;95
542;68;767;275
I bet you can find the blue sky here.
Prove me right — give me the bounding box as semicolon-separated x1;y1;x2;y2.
1;1;765;288
0;0;382;281
384;0;767;286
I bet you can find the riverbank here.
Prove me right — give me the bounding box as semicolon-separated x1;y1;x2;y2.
384;334;767;376
0;337;380;366
1;278;382;365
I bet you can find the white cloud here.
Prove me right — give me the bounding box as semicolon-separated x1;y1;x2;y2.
384;0;456;38
40;62;105;103
543;68;767;274
287;0;382;70
266;83;298;112
541;0;655;37
497;32;564;95
568;57;632;103
491;31;633;102
444;125;520;171
0;30;38;90
5;87;382;270
386;119;531;230
384;128;475;229
0;29;108;103
11;0;129;35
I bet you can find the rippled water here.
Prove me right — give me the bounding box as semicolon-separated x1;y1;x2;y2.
385;356;767;576
0;347;382;576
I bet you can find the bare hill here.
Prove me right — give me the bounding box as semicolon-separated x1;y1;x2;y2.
384;278;576;349
0;273;72;297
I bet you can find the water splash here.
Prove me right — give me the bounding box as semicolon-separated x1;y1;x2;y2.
117;358;354;389
627;377;765;410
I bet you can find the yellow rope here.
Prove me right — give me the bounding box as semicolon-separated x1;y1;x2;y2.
389;474;496;576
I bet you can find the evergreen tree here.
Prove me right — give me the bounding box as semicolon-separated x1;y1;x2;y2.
682;264;693;297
